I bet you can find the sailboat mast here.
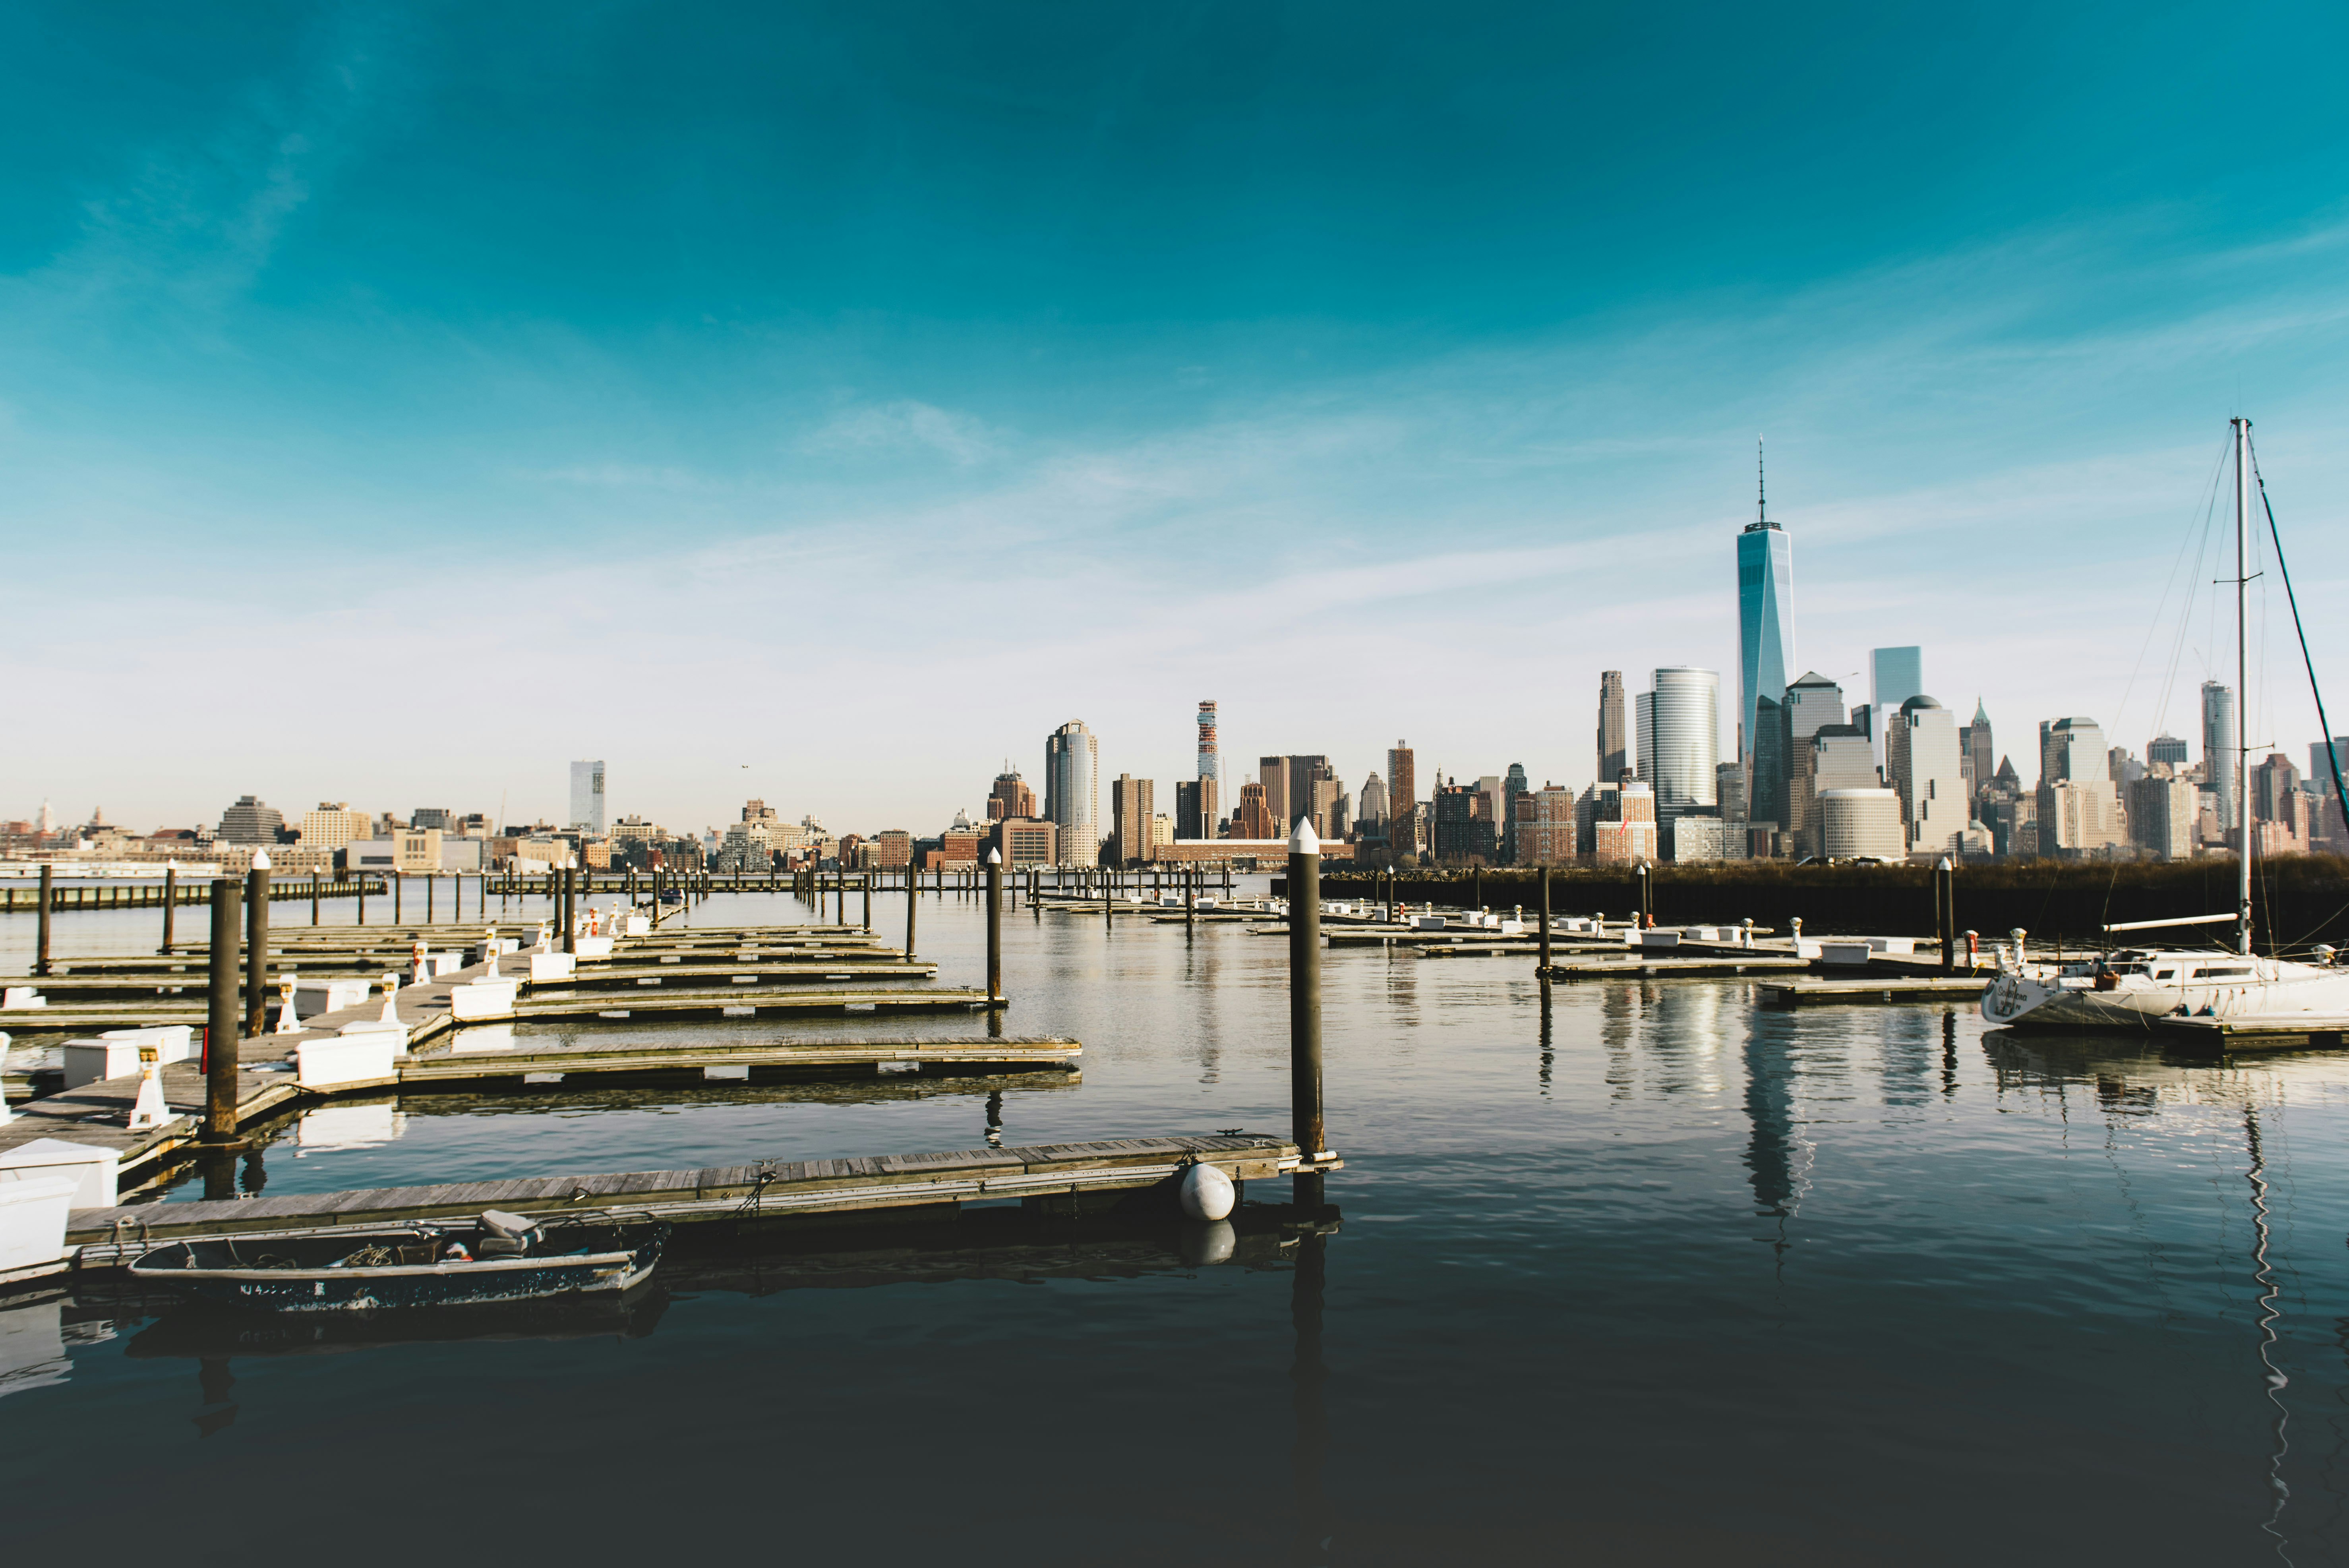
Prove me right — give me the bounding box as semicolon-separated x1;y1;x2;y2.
2235;416;2253;957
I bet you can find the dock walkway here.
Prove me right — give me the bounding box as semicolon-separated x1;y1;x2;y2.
66;1132;1335;1259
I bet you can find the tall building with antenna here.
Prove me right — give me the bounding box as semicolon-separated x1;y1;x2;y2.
1737;439;1796;830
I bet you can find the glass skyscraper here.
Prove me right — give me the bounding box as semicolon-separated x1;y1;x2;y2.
1737;468;1795;827
1635;667;1720;812
568;760;606;834
1045;720;1098;862
2201;681;2236;831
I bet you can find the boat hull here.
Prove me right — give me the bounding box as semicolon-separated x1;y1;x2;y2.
1983;963;2349;1032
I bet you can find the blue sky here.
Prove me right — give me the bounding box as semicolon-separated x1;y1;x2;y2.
6;2;2349;834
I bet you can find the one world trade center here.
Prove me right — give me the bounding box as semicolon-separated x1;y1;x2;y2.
1738;440;1796;833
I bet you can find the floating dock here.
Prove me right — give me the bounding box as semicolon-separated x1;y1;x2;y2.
66;1132;1338;1260
2146;1014;2349;1052
1540;955;1813;978
398;1036;1080;1088
1758;976;1989;1006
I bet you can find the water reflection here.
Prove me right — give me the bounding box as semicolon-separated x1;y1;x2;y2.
1740;1013;1800;1222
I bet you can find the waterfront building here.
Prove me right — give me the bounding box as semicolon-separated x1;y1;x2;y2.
1804;724;1879;856
865;829;913;870
1108;774;1155;865
216;795;284;845
2251;752;2302;826
987;769;1037;822
2201;682;2237;832
1596;672;1629;783
1517;784;1576;866
297;802;372;848
1592;782;1658;866
2130;774;2197;860
1820;788;1904;860
1780;671;1846;843
1045;720;1099;862
2043;779;2123;855
989;817;1058;867
1634;669;1719;845
1387;742;1416;824
1358;771;1388;827
1434;782;1496;865
1233;781;1277;840
568;760;606;835
1174;779;1219;840
1888;696;1964;855
1737;446;1796;833
2149;734;2190;768
1671;813;1745;863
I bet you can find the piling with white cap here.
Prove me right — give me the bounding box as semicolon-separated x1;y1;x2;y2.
1289;816;1325;1200
985;848;1004;1007
244;849;272;1038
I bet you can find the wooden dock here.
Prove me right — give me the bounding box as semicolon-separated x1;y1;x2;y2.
509;986;991;1022
399;1036;1081;1087
1540;955;1812;978
2145;1014;2349;1052
1758;976;1989;1006
66;1132;1337;1260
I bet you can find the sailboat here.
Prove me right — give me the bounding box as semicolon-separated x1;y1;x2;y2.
1983;417;2349;1031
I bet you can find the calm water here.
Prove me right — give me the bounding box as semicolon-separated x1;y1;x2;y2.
8;886;2349;1564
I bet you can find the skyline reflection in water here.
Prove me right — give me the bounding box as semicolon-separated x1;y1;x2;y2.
6;887;2349;1564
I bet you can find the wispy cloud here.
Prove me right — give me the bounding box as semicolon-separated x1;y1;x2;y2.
799;400;1002;466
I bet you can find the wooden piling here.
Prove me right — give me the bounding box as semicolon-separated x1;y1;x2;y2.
1289;820;1325;1192
243;863;270;1037
204;879;241;1141
1538;865;1552;969
904;863;918;959
863;874;872;933
160;866;178;954
35;864;53;976
986;849;1003;1006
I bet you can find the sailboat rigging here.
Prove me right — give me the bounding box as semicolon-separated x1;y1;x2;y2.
1983;419;2349;1031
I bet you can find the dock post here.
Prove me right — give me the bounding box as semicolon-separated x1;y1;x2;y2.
1186;866;1195;930
1935;857;1954;972
1538;866;1551;971
1289;818;1325;1199
427;872;435;924
1636;862;1652;928
563;866;577;954
244;856;271;1037
356;874;366;925
905;862;918;959
204;878;242;1143
160;865;178;953
394;872;402;924
863;874;872;933
35;864;52;976
985;848;1004;1007
310;870;320;925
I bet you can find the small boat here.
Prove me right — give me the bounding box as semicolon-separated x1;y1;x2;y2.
129;1210;668;1312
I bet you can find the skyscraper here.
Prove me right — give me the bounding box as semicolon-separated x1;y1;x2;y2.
1195;701;1219;784
1781;671;1847;844
1596;672;1628;783
1044;721;1099;862
1888;696;1963;853
1109;774;1155;865
2201;681;2237;831
1738;441;1795;828
568;760;606;834
1959;699;1995;807
987;769;1036;821
1634;668;1720;815
1190;700;1221;840
1869;648;1923;768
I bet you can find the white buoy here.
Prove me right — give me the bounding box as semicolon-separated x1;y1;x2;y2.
1178;1161;1235;1221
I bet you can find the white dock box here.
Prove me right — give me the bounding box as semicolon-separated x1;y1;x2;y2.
62;1039;145;1090
293;976;375;1019
0;1137;120;1208
530;951;577;982
0;1176;79;1276
1820;940;1875;966
573;936;615;958
449;978;520;1021
299;1033;401;1089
